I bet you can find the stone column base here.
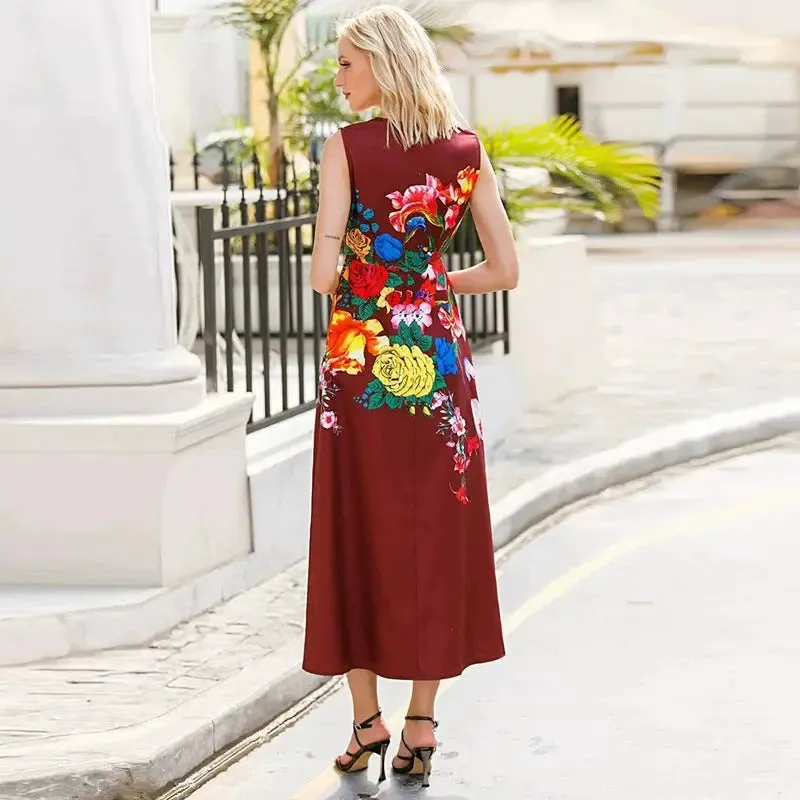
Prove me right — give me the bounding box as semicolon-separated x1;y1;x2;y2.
0;393;253;587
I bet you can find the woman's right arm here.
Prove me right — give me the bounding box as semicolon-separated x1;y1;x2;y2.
447;140;519;295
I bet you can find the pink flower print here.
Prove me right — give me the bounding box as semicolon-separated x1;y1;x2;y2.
431;391;448;410
392;301;433;330
438;306;465;340
444;205;460;230
450;408;467;437
386;184;440;233
320;411;338;430
463;357;476;382
454;452;470;473
425;173;448;198
471;398;484;440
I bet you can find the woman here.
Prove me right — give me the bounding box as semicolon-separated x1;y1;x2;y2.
303;4;519;788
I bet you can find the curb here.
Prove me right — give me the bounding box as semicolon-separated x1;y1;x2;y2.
4;398;799;800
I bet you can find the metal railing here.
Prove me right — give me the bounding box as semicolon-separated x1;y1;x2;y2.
198;194;510;433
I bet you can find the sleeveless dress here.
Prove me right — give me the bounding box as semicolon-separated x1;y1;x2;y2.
302;118;506;680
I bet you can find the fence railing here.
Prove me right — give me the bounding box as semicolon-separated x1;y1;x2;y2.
198;193;509;433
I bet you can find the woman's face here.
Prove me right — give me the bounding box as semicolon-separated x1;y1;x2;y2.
335;36;379;112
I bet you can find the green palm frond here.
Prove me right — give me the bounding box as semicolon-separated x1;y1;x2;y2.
480;115;662;224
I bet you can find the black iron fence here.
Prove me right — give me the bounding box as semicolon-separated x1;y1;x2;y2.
197;172;509;433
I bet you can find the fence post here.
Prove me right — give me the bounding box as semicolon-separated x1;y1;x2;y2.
197;206;218;392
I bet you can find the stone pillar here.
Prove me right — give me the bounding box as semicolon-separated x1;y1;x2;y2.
0;0;203;415
0;0;253;587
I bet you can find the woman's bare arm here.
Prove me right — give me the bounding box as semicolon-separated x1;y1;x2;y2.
309;132;351;295
447;141;519;295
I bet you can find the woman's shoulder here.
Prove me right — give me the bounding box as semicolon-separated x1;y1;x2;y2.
338;117;386;137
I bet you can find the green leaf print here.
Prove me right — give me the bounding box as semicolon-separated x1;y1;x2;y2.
432;373;447;392
404;250;429;274
365;378;387;410
385;393;404;410
418;335;433;351
367;391;386;410
397;322;415;347
356;299;378;321
386;272;404;289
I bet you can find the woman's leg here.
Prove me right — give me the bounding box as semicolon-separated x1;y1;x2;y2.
392;679;440;768
337;669;390;765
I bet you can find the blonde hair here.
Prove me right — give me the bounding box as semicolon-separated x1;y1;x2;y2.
338;5;462;149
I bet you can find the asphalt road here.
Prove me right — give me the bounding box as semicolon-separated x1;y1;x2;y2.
186;437;800;800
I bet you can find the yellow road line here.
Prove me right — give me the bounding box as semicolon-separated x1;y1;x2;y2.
291;484;797;799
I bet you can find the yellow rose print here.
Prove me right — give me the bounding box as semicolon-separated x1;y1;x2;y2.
372;344;436;398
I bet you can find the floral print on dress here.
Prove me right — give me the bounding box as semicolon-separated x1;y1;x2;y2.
318;167;482;504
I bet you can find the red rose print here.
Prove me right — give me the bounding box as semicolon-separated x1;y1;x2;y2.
349;261;388;299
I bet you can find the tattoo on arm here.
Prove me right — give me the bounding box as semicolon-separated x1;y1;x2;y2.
323;233;341;241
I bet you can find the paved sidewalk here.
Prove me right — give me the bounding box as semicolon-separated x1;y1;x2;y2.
1;240;798;788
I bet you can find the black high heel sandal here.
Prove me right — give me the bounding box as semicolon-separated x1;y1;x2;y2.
334;709;391;782
391;715;438;788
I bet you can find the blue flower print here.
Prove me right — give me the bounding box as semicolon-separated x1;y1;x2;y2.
363;208;375;221
360;223;371;233
434;338;458;375
374;233;404;262
406;216;427;233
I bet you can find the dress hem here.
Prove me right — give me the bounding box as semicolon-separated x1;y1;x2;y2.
301;651;505;682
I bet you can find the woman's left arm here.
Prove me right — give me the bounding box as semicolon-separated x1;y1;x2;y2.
309;131;351;295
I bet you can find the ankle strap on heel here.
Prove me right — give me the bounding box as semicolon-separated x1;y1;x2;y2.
405;714;439;729
354;709;382;731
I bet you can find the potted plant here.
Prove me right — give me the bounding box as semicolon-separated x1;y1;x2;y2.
480;115;662;235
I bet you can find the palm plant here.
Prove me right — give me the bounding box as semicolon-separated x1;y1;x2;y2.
479;115;662;226
216;0;329;184
282;57;361;153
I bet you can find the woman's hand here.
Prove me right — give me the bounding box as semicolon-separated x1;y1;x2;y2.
309;132;351;295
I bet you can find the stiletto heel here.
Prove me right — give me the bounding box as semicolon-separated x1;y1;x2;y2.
334;709;391;781
391;715;439;787
418;746;434;788
378;741;389;782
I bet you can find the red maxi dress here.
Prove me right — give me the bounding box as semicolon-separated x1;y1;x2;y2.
302;118;506;680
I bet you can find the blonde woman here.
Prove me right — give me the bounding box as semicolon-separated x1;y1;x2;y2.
303;4;519;788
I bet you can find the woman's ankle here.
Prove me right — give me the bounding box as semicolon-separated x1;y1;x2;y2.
403;717;437;747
